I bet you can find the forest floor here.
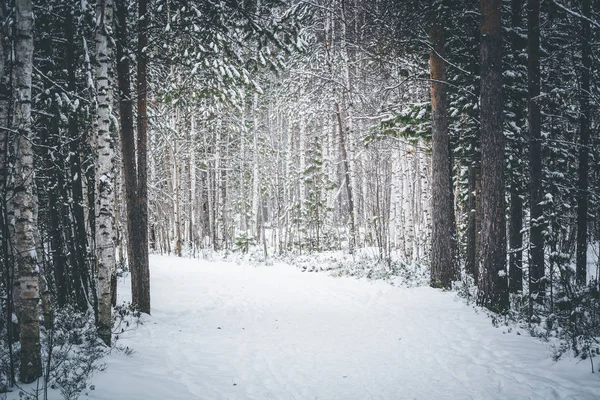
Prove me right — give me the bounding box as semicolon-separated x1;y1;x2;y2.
84;254;598;400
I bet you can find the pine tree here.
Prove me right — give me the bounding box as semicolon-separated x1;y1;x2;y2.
429;8;457;289
477;0;509;312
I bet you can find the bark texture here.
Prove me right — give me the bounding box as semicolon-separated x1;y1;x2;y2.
95;0;116;346
135;0;150;313
429;23;457;288
13;0;42;382
477;0;509;312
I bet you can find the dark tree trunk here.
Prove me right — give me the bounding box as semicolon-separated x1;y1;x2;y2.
115;0;140;308
477;0;508;313
429;23;457;288
135;0;151;313
465;164;478;283
576;0;590;285
508;0;523;294
528;0;544;303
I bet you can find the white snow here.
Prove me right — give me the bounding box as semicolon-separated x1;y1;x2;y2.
86;255;598;400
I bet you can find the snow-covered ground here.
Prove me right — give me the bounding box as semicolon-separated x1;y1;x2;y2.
86;255;598;400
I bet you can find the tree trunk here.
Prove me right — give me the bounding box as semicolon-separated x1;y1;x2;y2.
116;0;150;313
576;0;590;285
429;23;457;288
465;164;479;284
477;0;509;313
12;0;42;382
136;0;150;313
95;0;116;346
528;0;544;303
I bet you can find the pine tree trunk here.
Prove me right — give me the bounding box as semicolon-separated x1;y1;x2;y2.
95;0;115;346
528;0;544;303
136;0;150;313
576;0;590;285
12;0;42;382
429;23;457;288
116;0;150;312
477;0;509;312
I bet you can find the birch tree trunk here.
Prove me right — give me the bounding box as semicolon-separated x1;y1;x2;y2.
95;0;115;346
12;0;42;382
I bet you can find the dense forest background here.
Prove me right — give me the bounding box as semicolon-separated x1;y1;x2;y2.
1;0;599;392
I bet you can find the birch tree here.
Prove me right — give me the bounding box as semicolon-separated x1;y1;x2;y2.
95;0;116;346
12;0;42;382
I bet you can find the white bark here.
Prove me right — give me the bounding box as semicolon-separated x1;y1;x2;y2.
95;0;115;346
12;0;42;383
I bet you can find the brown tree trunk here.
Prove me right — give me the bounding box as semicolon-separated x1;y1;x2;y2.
136;0;150;313
477;0;509;312
429;23;457;288
116;0;150;313
116;0;138;305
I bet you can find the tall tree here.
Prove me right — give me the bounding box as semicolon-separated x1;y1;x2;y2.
528;0;544;303
135;0;151;313
477;0;509;312
576;0;590;285
429;12;457;288
95;0;116;346
12;0;42;382
115;0;150;313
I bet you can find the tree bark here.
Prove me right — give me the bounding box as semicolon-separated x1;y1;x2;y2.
95;0;116;346
429;22;457;288
136;0;151;313
477;0;509;312
116;0;150;313
12;0;42;382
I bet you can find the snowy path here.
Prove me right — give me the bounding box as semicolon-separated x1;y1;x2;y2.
89;255;598;400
